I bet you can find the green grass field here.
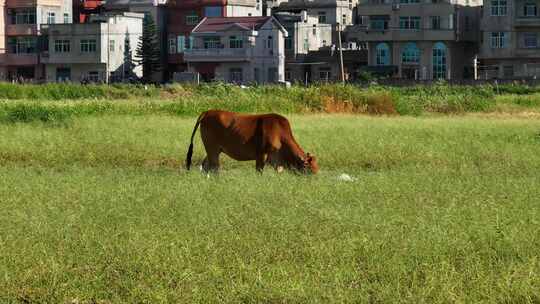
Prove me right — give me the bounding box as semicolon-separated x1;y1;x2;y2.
1;113;540;303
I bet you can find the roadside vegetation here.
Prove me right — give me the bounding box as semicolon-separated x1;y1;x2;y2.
1;82;540;125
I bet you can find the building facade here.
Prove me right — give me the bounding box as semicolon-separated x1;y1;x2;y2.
184;16;287;84
41;12;143;83
479;0;540;78
346;0;481;80
0;0;73;81
166;0;262;80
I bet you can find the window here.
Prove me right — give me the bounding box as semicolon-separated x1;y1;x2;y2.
204;6;222;17
88;71;99;82
402;42;420;64
524;3;538;16
303;38;309;51
186;11;199;25
342;14;347;24
376;43;390;65
54;39;70;53
109;40;115;52
400;0;419;3
47;12;55;24
318;11;327;23
285;69;291;81
229;36;243;48
432;42;447;79
203;37;220;49
8;37;37;53
168;37;176;54
400;16;421;29
63;13;69;23
430;16;441;29
177;35;185;52
313;25;317;35
524;32;538;48
267;36;273;48
491;0;507;16
490;32;507;48
268;68;277;82
81;39;97;52
319;67;331;81
187;36;194;49
11;9;36;24
285;36;292;50
229;68;242;83
370;16;389;30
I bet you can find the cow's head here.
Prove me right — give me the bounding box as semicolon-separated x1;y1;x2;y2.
303;153;319;174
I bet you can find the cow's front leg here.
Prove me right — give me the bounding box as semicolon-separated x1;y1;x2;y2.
256;153;267;173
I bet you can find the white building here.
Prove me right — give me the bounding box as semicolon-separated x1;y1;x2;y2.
41;12;143;83
184;16;288;84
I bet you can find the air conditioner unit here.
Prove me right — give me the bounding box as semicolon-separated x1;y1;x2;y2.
392;4;400;10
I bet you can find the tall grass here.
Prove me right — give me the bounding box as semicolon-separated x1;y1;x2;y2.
1;82;538;123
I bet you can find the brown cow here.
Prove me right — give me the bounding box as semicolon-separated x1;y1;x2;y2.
185;110;319;174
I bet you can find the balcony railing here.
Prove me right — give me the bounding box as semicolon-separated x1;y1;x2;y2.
4;53;38;65
515;17;540;27
184;48;251;62
6;24;38;36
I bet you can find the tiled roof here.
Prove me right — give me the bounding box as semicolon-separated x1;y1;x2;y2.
192;17;273;33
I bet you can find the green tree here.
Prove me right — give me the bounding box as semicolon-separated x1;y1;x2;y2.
135;14;161;83
123;32;137;81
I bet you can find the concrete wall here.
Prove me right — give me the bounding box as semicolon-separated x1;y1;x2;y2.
226;4;262;16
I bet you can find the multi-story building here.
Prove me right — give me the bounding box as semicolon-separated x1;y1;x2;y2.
479;0;540;79
347;0;481;80
41;12;143;82
0;0;72;81
166;0;262;80
184;16;287;84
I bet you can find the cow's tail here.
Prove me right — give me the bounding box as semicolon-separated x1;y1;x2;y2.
186;111;206;170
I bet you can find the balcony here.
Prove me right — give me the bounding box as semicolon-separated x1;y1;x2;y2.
347;26;456;41
6;24;38;36
184;48;251;62
167;0;226;8
4;53;38;66
515;17;540;27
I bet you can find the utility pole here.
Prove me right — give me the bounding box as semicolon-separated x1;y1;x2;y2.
337;23;345;84
106;16;110;84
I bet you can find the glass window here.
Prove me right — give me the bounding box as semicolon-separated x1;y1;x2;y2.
203;37;220;49
177;35;185;52
524;33;538;48
109;40;115;52
204;6;222;17
318;12;327;23
64;13;69;23
168;37;176;54
430;16;441;29
432;42;447;79
54;39;70;53
319;67;331;81
12;9;36;24
376;43;390;66
88;71;99;82
47;12;56;24
229;36;243;48
81;39;97;52
400;0;419;3
370;16;389;30
402;42;420;64
399;16;421;29
186;11;199;25
491;0;507;16
490;32;507;48
524;3;538;16
267;36;273;48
